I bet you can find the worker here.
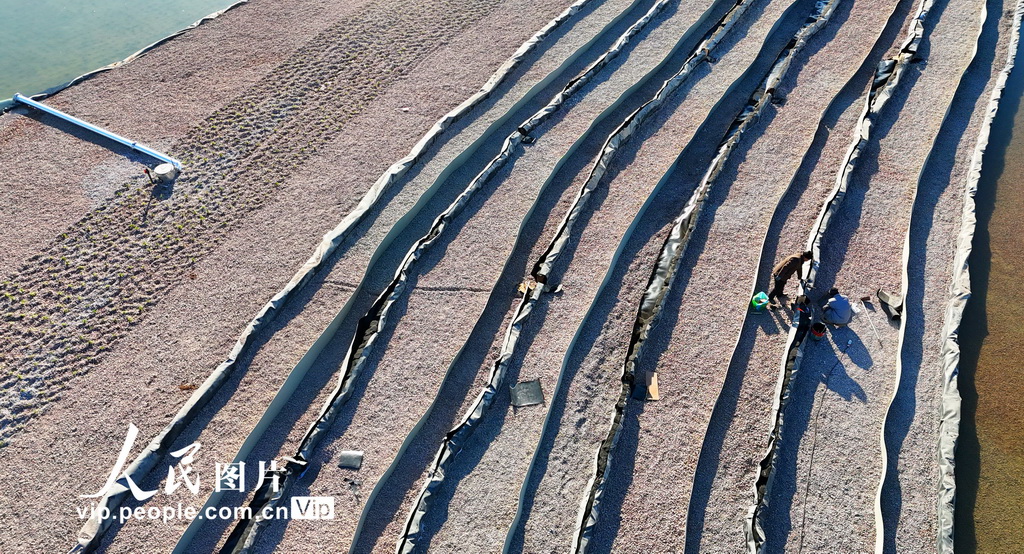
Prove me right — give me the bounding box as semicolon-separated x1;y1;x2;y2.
822;287;853;325
768;250;813;309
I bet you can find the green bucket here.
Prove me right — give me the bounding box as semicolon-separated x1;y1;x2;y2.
751;291;769;312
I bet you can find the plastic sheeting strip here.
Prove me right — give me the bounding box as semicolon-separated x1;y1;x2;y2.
872;0;993;549
364;0;706;547
219;1;677;551
570;0;841;550
389;0;766;550
73;1;602;551
933;2;1024;551
670;0;911;543
182;1;661;552
743;0;939;549
1;1;251;113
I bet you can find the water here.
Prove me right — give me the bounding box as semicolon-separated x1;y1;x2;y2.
953;29;1024;554
0;0;238;105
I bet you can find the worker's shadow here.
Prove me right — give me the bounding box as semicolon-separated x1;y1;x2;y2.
760;327;868;551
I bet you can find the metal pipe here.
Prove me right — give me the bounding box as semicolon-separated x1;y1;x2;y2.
12;93;182;170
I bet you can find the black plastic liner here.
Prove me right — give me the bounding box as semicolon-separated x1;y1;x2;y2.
218;0;682;550
573;0;842;550
744;0;941;549
72;1;600;551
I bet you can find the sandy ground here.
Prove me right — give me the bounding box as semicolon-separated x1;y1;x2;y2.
879;0;1013;550
0;0;580;551
546;0;914;550
758;0;989;549
0;0;1013;550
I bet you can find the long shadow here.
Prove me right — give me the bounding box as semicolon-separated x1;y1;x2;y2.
349;128;619;552
411;149;623;549
410;279;560;550
372;3;729;541
755;18;931;546
352;0;770;548
682;0;917;547
758;0;979;541
99;1;645;548
515;88;745;550
21;108;157;168
498;0;845;548
761;327;871;553
876;0;1003;548
216;0;730;547
953;7;1024;551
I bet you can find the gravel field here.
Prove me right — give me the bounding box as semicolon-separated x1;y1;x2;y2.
683;1;917;550
413;0;813;550
103;0;641;550
0;0;523;444
759;0;989;548
503;0;830;549
561;0;914;550
0;0;372;272
0;0;578;551
0;0;1015;550
244;0;727;551
879;0;1012;549
246;0;652;477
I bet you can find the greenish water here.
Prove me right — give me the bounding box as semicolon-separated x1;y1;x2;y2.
954;27;1024;554
0;0;238;105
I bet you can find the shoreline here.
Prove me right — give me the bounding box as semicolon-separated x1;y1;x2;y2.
0;1;249;113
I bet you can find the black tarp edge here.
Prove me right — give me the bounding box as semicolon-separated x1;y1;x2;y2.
71;1;599;551
220;0;676;550
391;0;764;549
872;0;995;549
571;0;841;550
743;0;937;549
933;2;1024;551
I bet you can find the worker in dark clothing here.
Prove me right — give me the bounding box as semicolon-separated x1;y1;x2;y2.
768;250;813;308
